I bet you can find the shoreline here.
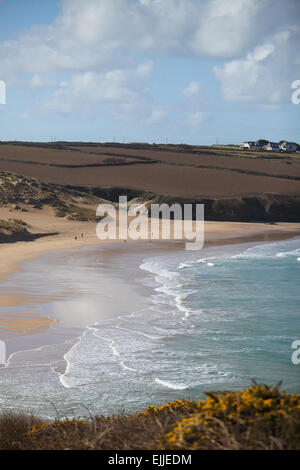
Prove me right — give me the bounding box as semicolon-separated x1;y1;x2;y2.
0;224;300;420
0;219;300;335
1;231;299;420
1;219;300;283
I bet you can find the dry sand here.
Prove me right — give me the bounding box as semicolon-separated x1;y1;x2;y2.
1;204;300;333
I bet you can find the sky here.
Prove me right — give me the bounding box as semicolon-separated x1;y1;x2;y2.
0;0;299;144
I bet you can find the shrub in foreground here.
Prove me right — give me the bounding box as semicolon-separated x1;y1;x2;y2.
161;383;300;450
0;384;299;450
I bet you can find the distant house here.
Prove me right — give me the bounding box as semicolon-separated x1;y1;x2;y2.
241;139;298;152
241;141;258;150
263;142;280;151
279;141;299;152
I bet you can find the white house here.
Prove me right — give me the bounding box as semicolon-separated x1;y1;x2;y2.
263;142;280;151
241;141;258;150
279;141;298;152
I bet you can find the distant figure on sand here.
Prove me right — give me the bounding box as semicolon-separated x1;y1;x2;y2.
74;236;77;240
81;233;83;238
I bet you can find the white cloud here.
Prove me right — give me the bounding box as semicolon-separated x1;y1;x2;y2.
188;0;266;58
249;44;275;62
188;111;209;127
214;26;300;104
0;0;289;86
182;81;201;98
28;74;56;88
43;64;167;124
136;61;153;76
44;69;140;114
146;109;166;125
0;0;299;117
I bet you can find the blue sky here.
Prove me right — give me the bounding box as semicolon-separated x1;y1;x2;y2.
0;0;299;144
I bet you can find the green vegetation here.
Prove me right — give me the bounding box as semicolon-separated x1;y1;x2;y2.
0;384;299;450
132;193;300;223
55;203;100;222
0;218;31;242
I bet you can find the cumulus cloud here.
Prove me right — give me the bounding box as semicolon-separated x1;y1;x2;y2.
41;62;169;125
0;0;299;119
0;0;288;85
146;109;166;125
188;111;209;127
214;26;300;104
182;81;201;98
28;74;56;89
43;64;150;116
136;61;153;76
188;0;267;58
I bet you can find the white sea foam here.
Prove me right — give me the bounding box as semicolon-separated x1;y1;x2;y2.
90;327;120;356
275;249;300;258
174;293;192;319
58;332;88;388
178;262;192;269
116;324;163;340
230;239;300;260
120;361;142;373
154;378;188;390
178;257;215;269
140;260;178;280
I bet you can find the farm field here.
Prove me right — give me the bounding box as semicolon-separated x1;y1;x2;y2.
0;142;299;199
68;145;300;178
0;144;143;167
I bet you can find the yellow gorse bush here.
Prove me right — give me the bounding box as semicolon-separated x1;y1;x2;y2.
22;384;300;450
28;419;88;437
136;399;197;418
162;384;300;450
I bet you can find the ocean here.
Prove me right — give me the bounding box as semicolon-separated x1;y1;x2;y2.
0;237;299;420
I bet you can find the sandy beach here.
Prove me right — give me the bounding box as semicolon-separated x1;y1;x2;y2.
1;204;300;334
0;314;54;333
1;224;299;420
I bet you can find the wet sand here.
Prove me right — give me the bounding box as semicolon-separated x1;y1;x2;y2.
1;231;299;418
0;202;299;285
0;314;54;333
0;205;300;335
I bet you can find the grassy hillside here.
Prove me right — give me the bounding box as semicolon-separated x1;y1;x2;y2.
0;383;299;450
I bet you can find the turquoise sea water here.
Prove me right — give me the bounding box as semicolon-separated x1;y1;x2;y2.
0;237;299;419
